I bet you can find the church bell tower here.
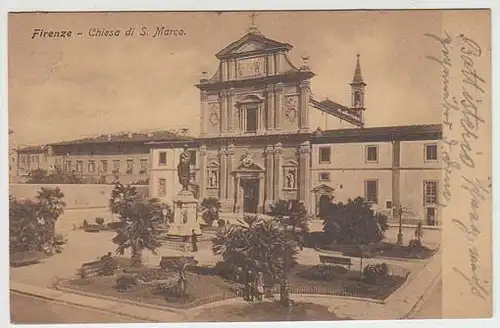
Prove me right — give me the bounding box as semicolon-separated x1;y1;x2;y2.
349;54;366;122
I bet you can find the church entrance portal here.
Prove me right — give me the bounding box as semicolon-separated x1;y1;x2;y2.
242;178;259;214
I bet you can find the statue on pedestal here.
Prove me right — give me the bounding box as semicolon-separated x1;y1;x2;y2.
177;145;191;193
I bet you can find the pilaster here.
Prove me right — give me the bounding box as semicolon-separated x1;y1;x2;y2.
392;140;401;214
219;148;228;200
273;142;283;200
220;90;228;133
226;144;235;208
275;83;284;130
265;146;275;209
298;141;311;207
199;145;207;199
299;80;310;131
266;85;275;131
200;91;208;135
228;88;235;132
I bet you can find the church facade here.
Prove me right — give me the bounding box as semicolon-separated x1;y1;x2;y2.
194;26;369;215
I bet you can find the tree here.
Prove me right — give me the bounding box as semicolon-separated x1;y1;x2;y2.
35;187;66;247
164;257;198;299
212;214;299;305
200;197;221;226
267;200;309;249
9;188;66;254
109;183;165;267
26;169;50;183
322;197;388;245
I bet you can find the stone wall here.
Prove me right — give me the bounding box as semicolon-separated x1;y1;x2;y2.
9;184;149;209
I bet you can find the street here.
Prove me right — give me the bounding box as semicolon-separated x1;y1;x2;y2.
10;292;146;324
409;281;442;319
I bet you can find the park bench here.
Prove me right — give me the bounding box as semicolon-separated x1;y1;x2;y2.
319;255;353;270
77;259;106;278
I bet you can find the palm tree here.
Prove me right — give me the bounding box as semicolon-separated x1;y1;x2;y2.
166;257;198;299
110;184;164;267
35;187;66;249
268;200;309;249
212;214;299;305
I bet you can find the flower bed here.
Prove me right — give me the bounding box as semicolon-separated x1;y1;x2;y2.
59;270;241;310
318;242;437;260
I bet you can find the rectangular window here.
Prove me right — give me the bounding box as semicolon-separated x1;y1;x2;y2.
158;178;166;197
88;161;95;173
140;159;148;172
189;150;197;166
426;207;437;226
158;152;167;166
364;180;378;203
366;145;378;162
113;160;120;172
319;172;331;182
101;160;108;173
425;144;438;161
246;107;258;132
76;160;83;172
126;160;134;174
319;147;331;164
424;180;438;205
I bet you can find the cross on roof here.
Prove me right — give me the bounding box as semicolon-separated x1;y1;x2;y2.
247;12;261;34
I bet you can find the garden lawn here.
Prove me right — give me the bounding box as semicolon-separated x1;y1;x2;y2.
60;272;241;309
316;242;437;260
288;264;408;300
189;301;350;321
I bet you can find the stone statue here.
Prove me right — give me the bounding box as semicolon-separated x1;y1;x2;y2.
177;145;191;192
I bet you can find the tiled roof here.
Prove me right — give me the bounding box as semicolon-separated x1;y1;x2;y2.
17;145;46;153
50;130;193;146
312;124;442;143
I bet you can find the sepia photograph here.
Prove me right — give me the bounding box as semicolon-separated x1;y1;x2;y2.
6;8;492;324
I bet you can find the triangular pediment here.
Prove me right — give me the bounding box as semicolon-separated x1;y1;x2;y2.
311;184;335;194
235;162;264;172
216;33;292;59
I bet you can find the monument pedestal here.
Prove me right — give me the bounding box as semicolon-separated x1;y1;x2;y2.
167;190;202;238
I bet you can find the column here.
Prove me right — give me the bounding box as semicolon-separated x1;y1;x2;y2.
273;142;283;200
275;83;284;130
219;148;227;201
220;90;228;133
200;91;208;135
227;144;235;209
267;54;275;76
298;141;311;207
266;85;275;130
274;52;282;74
228;88;235;132
392;140;401;216
264;146;274;208
299;80;310;131
228;59;235;80
258;104;264;134
199;145;207;199
258;173;265;213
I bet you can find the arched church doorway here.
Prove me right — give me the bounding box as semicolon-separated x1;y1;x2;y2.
318;194;331;219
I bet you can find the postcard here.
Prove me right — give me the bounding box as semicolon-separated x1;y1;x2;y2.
7;9;492;324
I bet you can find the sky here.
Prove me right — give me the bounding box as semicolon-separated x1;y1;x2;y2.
8;10;444;146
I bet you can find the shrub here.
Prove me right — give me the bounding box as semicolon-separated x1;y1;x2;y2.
95;217;105;225
107;221;125;230
297;265;348;281
83;219;89;227
115;274;137;291
10;251;44;267
363;263;389;285
322;197;389;245
408;238;422;250
200;197;221;226
98;256;118;276
217;219;226;228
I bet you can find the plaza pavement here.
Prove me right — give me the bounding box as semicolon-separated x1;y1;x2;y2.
10;227;442;322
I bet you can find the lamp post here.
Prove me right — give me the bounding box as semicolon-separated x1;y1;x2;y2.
394;204;404;246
